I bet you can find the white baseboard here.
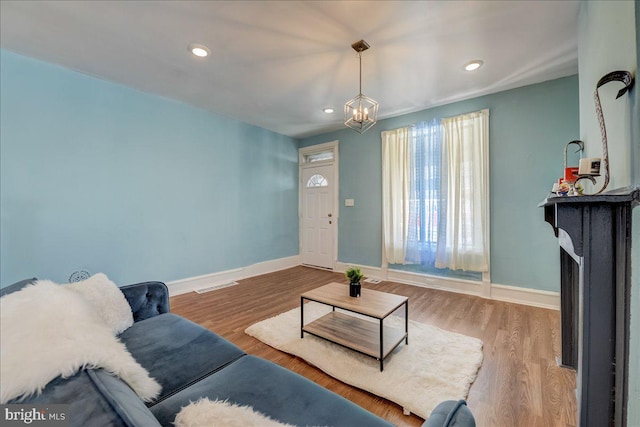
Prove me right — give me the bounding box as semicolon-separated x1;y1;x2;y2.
167;268;243;296
242;255;301;279
336;261;482;295
167;255;301;297
169;257;559;310
387;268;485;296
334;262;383;278
489;283;560;310
335;261;559;310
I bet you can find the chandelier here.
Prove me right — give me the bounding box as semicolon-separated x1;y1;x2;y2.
344;40;378;134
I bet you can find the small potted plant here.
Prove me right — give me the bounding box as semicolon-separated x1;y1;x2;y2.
345;267;363;297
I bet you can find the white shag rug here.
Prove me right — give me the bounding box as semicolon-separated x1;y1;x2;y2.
0;279;161;403
245;302;483;420
175;398;294;427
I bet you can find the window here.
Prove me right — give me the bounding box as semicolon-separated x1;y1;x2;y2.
303;151;334;164
306;174;328;187
406;120;442;266
382;110;489;272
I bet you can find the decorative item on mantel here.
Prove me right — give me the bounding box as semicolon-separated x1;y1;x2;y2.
345;267;363;297
552;139;586;196
551;70;634;197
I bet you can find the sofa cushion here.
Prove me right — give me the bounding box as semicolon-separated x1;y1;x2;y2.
149;355;393;427
11;369;158;427
118;313;245;404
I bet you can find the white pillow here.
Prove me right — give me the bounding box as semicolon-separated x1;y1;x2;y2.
65;273;133;335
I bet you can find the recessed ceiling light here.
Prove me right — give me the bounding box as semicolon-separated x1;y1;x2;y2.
323;108;334;114
464;60;484;71
189;43;210;58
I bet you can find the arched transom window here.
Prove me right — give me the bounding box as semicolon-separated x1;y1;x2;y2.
306;174;328;188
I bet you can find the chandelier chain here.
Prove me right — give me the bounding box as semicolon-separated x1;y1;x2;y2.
358;52;363;96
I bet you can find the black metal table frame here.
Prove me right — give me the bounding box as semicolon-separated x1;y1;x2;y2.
300;296;409;371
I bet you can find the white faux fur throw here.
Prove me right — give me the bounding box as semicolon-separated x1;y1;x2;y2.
64;273;133;335
174;399;294;427
0;280;161;403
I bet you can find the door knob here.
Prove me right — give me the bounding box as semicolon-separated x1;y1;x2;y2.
328;213;332;217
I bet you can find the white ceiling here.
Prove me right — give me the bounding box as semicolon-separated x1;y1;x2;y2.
0;1;580;139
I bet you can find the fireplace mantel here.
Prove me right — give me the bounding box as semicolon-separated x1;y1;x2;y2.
540;185;639;427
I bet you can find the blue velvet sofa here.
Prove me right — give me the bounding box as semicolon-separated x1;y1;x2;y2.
2;279;393;427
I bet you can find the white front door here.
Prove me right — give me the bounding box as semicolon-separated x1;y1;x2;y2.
301;164;335;269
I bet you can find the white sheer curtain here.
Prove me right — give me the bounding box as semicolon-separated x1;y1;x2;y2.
436;109;490;272
381;127;411;265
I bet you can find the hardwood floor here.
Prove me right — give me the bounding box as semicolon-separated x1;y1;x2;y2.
170;266;577;427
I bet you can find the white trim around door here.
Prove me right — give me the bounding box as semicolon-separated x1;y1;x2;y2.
299;141;339;270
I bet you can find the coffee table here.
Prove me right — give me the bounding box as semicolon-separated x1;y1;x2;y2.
300;282;408;371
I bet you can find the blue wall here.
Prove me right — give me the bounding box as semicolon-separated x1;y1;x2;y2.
0;49;580;293
301;75;580;292
0;50;299;286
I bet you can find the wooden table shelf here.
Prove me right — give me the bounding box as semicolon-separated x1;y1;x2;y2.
302;311;407;360
300;282;409;371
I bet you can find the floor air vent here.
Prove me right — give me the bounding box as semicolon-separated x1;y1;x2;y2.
364;278;382;284
194;281;239;294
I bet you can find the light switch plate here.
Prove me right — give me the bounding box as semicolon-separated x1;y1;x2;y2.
345;198;355;207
